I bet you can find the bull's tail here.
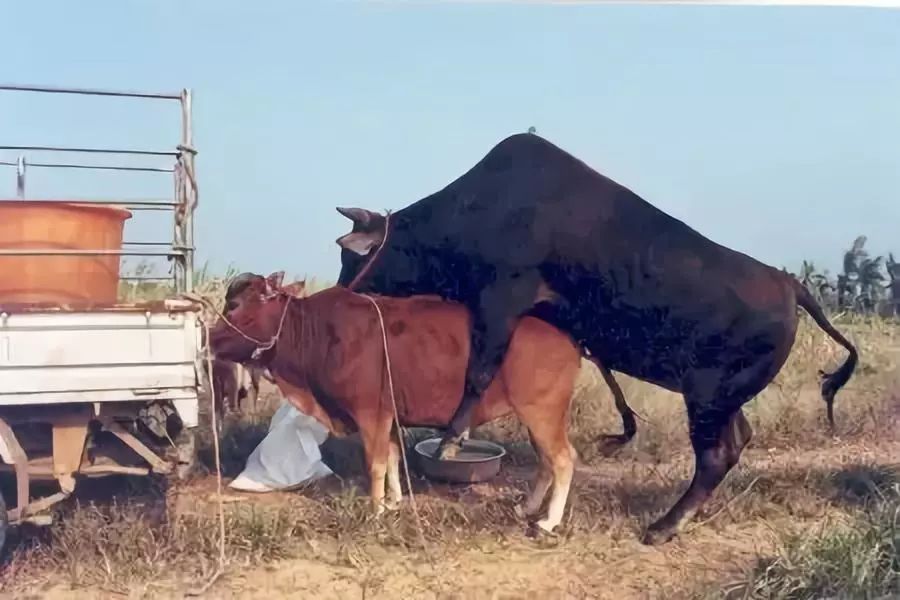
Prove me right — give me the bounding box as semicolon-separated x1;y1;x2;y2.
790;278;859;428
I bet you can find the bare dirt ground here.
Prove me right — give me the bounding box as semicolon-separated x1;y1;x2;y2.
4;322;898;599
19;434;899;600
203;440;900;600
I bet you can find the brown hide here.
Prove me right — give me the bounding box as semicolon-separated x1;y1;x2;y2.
209;359;262;418
267;288;580;435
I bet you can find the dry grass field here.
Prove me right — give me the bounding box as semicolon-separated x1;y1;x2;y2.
0;271;897;599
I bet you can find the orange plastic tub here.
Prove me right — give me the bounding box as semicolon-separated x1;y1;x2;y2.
0;201;132;305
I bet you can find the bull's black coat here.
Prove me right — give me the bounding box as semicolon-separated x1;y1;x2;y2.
335;132;857;544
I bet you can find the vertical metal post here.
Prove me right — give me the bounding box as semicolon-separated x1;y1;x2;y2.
180;88;195;294
173;157;186;293
15;155;26;199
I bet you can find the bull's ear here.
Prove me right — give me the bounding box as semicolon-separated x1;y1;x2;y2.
265;271;285;293
336;230;382;256
336;207;380;228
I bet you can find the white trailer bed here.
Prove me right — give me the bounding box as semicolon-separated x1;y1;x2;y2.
0;300;205;532
0;83;205;554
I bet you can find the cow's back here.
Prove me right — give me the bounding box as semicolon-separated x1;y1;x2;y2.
303;288;577;427
304;289;474;426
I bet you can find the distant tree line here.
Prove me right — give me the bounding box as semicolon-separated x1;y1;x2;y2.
788;235;899;317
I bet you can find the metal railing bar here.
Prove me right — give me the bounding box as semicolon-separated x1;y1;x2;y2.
0;145;178;157
121;206;176;212
0;363;191;372
0;204;173;213
0;249;186;257
0;84;182;101
120;275;175;281
0;198;178;207
0;161;173;173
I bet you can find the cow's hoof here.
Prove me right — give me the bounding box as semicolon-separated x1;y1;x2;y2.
640;525;676;546
534;518;559;534
525;521;557;540
384;499;401;512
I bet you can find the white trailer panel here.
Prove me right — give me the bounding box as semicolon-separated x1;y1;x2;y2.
0;308;202;427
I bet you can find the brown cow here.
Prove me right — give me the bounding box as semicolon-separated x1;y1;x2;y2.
209;271;583;532
208;360;262;417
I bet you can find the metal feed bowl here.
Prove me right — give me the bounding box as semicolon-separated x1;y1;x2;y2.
412;437;506;483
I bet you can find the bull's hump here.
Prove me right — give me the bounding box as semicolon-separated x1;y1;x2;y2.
482;134;637;199
482;133;564;170
493;132;560;152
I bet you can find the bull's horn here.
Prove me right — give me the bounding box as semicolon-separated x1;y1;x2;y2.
336;206;379;227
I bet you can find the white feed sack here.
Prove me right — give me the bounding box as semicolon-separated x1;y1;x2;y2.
229;401;333;493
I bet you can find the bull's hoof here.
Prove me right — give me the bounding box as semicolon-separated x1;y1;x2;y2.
433;439;462;461
640;524;676;546
384;499;402;512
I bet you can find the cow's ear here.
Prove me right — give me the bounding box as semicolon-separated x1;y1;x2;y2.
283;279;307;297
336;207;380;229
265;271;285;294
336;230;382;256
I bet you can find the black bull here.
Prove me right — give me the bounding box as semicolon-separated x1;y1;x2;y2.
334;132;858;544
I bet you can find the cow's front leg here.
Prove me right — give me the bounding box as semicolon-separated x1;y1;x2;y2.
360;414;393;515
435;272;542;460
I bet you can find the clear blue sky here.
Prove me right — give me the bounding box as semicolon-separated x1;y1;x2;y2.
2;1;899;281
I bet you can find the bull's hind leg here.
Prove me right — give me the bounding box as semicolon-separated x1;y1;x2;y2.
642;329;793;544
642;407;753;545
435;272;543;460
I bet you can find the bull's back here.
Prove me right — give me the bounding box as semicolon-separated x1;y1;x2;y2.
408;134;777;289
405;134;704;263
